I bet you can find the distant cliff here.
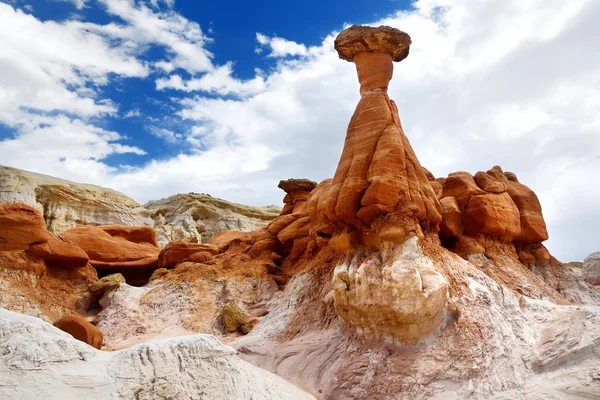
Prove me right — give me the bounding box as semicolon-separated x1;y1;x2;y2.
0;165;280;247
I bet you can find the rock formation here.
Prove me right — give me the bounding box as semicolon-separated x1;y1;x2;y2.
0;165;280;247
0;308;315;400
0;165;152;232
89;273;126;295
0;203;97;323
53;314;103;349
2;24;600;400
583;252;600;286
145;193;281;246
62;225;161;285
158;240;219;269
310;25;446;343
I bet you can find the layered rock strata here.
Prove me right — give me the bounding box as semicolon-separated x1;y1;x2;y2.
0;165;280;247
0;203;97;322
429;166;551;266
62;225;161;285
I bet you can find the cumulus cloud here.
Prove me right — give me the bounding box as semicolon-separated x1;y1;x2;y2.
1;0;599;262
156;63;266;96
255;33;309;57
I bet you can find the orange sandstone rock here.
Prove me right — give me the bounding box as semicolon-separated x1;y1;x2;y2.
441;172;486;209
26;233;89;268
62;225;160;284
325;25;448;344
324;30;441;246
54;315;103;349
158;240;219;268
506;179;548;243
0;203;49;251
473;166;510;194
98;225;158;247
463;192;521;240
439;197;462;237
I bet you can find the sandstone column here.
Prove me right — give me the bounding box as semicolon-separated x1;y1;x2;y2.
324;25;442;251
324;26;448;344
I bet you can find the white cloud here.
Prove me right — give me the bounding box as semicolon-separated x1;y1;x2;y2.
156;63;266;96
255;33;309;57
147;126;182;143
1;0;599;262
0;115;145;178
123;107;142;118
89;0;214;74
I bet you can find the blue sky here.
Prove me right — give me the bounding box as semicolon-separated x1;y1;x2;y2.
1;0;410;168
0;0;599;261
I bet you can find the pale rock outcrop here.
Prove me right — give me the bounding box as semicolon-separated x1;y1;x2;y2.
89;273;126;295
582;252;600;286
0;165;152;232
0;165;280;248
145;193;280;246
0;308;314;400
333;237;447;344
232;249;600;399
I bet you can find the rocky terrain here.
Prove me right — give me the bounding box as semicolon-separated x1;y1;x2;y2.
0;309;314;399
0;165;279;247
1;25;600;400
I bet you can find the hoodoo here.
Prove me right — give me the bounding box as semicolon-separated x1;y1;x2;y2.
320;25;448;343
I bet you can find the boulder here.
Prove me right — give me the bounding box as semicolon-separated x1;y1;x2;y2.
0;203;49;251
158;240;219;269
333;237;448;344
277;179;317;194
89;273;126;295
26;233;89;268
62;225;160;284
439;196;462;237
53;315;103;349
463;193;521;240
441;172;486;209
334;24;411;63
474;166;509;194
506;179;548;242
583;252;600;285
149;268;168;281
222;302;258;334
276;217;310;247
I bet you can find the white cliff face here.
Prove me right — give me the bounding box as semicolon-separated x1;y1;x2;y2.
0;308;315;400
0;165;280;247
145;193;281;245
583;252;600;286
